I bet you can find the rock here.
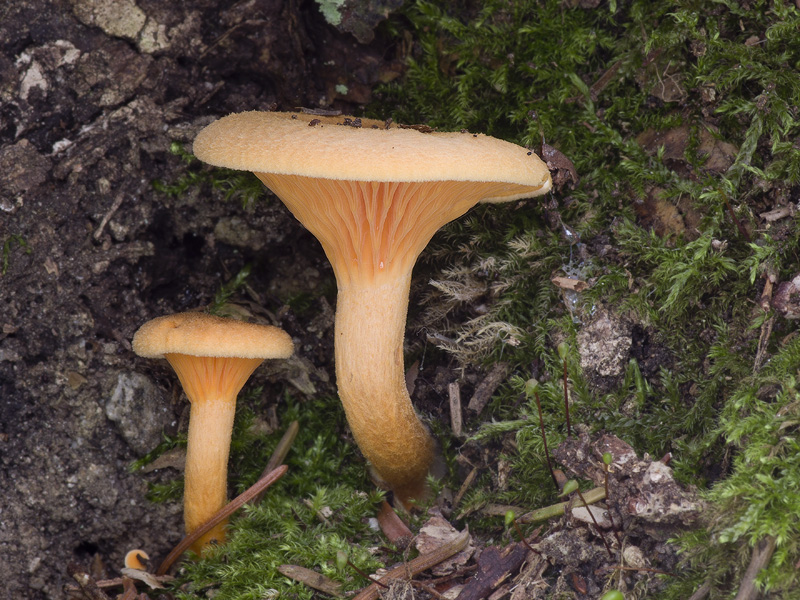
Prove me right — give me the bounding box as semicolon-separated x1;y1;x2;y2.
105;371;174;456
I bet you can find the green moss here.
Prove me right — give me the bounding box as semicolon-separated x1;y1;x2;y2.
150;0;800;593
371;0;800;595
148;390;390;598
153;141;265;208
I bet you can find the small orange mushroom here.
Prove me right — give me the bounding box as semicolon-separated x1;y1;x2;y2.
124;549;150;571
193;112;551;505
132;312;293;553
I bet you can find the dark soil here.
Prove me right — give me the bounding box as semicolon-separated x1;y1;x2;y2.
0;1;401;597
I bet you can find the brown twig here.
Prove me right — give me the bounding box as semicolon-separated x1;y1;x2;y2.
251;420;298;504
563;357;572;437
63;575;173;596
66;564;112;600
156;465;288;575
453;466;478;510
352;529;471;600
534;390;559;491
733;536;777;600
722;193;752;242
449;381;463;437
410;579;447;599
575;488;614;558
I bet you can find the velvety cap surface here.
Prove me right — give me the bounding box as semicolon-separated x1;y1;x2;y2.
193;111;552;193
132;312;294;359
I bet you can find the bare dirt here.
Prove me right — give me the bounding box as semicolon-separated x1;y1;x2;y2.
0;1;402;597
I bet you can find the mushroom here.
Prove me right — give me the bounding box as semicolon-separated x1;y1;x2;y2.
124;549;150;571
193;111;551;505
132;311;293;552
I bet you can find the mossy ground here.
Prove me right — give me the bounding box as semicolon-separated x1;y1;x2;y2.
148;1;800;598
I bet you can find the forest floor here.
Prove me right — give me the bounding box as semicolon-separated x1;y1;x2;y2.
2;1;799;600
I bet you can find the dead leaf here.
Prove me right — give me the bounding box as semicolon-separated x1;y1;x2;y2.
377;501;413;549
637;58;686;102
139;447;186;473
119;568;168;590
551;276;589;292
636;123;737;175
633;187;686;238
277;565;342;596
416;512;474;576
542;143;578;190
772;273;800;319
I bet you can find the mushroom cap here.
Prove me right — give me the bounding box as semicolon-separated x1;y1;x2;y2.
132;312;293;359
192;111;552;200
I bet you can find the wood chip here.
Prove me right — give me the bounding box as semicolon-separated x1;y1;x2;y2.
467;363;510;414
454;542;528;600
760;205;793;222
448;381;463;437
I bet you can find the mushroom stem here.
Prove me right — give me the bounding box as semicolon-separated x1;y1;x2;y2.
335;275;435;504
165;353;263;554
183;393;237;553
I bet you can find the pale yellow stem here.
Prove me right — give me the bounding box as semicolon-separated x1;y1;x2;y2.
335;274;435;504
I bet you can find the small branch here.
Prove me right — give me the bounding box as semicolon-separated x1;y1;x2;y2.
563;357;572;437
250;421;298;505
467;363;510;414
66;564;112;600
575;488;614;558
534;390;559;491
453;466;478;510
93;194;125;241
157;465;288;575
733;536;777;600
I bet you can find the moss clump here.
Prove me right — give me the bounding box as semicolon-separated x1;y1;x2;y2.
371;0;800;595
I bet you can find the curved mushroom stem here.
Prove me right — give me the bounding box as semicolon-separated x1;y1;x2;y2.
335;274;435;505
183;395;237;553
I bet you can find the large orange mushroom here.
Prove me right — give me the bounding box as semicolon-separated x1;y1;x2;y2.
193;111;552;505
132;311;293;552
